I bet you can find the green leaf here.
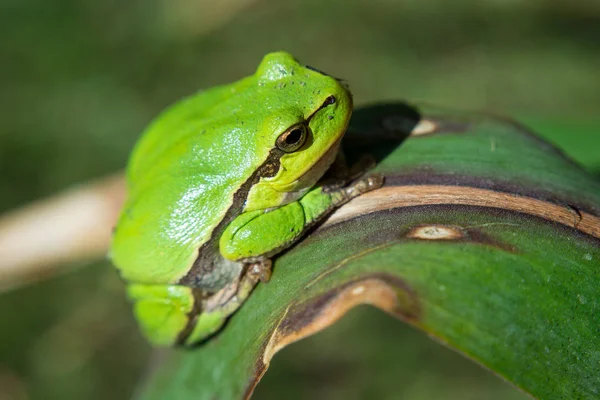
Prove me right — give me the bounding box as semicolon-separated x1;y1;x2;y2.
517;115;600;173
139;103;600;400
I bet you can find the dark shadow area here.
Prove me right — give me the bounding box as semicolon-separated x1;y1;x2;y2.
538;6;600;50
343;102;421;165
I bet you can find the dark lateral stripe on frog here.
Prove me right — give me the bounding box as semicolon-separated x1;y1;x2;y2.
175;149;284;345
175;288;205;345
178;148;285;287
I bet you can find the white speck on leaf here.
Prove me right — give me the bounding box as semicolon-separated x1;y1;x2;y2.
351;286;365;296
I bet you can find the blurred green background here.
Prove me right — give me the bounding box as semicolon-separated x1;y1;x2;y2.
0;1;598;399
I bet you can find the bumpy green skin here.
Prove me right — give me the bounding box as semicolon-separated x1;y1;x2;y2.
110;52;378;346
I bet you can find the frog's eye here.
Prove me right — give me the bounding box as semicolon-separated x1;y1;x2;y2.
276;123;307;153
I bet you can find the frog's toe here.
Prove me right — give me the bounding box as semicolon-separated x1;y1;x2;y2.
248;259;272;283
345;173;385;198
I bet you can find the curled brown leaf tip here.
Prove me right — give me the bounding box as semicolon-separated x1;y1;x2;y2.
242;275;420;398
267;276;420;359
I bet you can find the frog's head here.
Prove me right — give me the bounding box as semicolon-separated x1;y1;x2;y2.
244;52;353;211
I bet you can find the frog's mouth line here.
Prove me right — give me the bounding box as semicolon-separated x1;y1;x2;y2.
276;135;343;194
300;136;342;180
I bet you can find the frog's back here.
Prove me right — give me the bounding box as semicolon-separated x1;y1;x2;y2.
111;81;269;285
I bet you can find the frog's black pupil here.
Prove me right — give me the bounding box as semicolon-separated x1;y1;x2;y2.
324;96;336;106
287;128;303;144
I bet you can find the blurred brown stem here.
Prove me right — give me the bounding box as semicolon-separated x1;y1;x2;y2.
0;174;126;293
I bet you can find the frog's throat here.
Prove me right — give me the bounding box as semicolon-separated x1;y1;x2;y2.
177;147;285;289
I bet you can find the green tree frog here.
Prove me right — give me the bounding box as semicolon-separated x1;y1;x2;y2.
109;52;383;346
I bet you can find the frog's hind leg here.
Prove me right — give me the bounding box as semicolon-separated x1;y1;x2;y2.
126;260;271;347
202;259;270;313
126;283;198;347
184;260;270;345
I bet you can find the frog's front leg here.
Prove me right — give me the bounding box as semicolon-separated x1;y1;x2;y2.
220;174;384;261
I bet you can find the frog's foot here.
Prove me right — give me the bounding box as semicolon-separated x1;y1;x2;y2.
247;258;272;283
204;280;240;313
203;260;270;316
343;173;384;200
184;265;269;346
323;173;384;205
